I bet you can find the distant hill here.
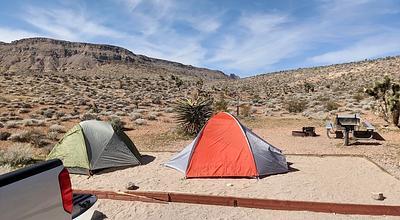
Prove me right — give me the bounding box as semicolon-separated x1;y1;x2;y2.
0;37;229;80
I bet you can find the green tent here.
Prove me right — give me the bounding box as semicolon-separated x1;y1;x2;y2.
47;120;142;174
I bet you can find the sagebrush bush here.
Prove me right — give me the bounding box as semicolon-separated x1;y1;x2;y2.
49;124;65;133
109;116;125;131
81;112;99;121
47;131;59;141
325;101;340;111
284;99;308;113
135;118;147;125
240;104;252;117
8;130;47;147
0;143;35;167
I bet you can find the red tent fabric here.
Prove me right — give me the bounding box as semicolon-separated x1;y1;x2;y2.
186;112;257;177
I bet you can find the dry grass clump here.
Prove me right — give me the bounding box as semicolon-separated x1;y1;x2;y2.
8;130;48;147
22;119;45;127
324;100;341;111
49;124;66;133
134;118;147;125
0;143;36;167
284;99;308;113
146;113;158;121
5;121;21;128
81;112;99;121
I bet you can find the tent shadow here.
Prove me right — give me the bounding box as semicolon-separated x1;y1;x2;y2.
95;165;139;175
258;162;299;179
91;210;107;220
91;155;155;175
141;154;156;165
287;162;299;173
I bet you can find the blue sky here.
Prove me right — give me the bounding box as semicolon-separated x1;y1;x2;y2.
0;0;399;77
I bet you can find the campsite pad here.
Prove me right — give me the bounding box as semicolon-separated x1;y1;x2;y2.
93;200;398;220
71;153;400;206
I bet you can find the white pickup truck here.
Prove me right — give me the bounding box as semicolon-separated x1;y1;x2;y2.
0;159;97;220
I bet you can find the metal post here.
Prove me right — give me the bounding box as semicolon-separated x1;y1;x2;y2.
344;128;349;146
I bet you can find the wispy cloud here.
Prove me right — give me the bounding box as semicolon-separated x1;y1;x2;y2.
310;33;400;64
209;12;308;74
116;0;213;65
22;6;128;41
0;27;38;43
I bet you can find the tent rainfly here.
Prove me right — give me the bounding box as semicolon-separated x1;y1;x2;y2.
165;112;288;178
47;120;142;174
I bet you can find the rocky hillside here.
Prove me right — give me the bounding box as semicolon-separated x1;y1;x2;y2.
210;56;400;119
0;38;228;80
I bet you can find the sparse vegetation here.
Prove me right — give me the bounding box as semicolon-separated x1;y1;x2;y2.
366;76;400;126
175;95;213;135
214;95;229;113
284;99;307;113
109;116;125;131
324;100;340;111
0;143;36;167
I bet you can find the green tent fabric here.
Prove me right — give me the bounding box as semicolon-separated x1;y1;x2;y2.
47;120;142;174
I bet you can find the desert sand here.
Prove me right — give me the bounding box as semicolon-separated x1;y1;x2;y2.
70;153;400;219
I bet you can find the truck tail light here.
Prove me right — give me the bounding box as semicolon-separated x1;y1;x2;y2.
58;168;73;214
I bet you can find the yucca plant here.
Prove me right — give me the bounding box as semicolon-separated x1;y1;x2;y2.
175;96;213;136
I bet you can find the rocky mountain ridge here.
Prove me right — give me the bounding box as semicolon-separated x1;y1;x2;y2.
0;38;229;80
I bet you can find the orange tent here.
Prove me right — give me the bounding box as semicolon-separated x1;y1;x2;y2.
165;112;288;178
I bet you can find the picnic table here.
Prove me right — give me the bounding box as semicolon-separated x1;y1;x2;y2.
326;114;375;146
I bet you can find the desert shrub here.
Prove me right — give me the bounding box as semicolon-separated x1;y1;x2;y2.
175;96;212;135
134;118;147;125
214;97;229;113
42;109;54;118
152;96;162;105
5;121;20;128
316;95;330;102
165;107;174;113
8;130;47;147
284;99;308;113
0;143;36;167
18;108;30;114
80;112;99;121
109;116;125;131
55;111;66;118
147;113;157;121
130;112;143;120
0;131;11;140
240;104;252;117
47;131;59;141
22;119;45;127
49;124;65;133
353;93;365;102
304;82;315;93
325;101;340;111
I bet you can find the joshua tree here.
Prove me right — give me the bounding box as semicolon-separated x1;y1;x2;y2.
366;76;400;126
175;95;213;135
